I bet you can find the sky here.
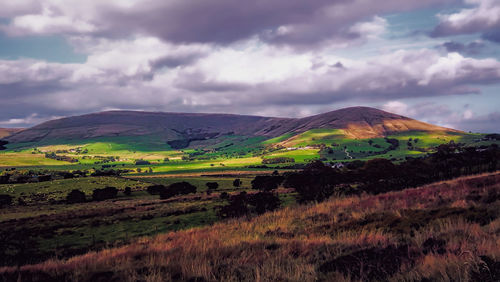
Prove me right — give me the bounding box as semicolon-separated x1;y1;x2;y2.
0;0;499;132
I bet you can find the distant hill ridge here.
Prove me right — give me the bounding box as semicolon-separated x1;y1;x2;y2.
5;107;460;143
0;128;24;139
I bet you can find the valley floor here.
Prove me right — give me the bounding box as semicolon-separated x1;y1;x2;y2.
1;172;499;281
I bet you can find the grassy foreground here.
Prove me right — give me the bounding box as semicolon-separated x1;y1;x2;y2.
2;172;499;281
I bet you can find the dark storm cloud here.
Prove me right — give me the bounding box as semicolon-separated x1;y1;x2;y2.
2;0;457;47
103;0;457;47
439;41;485;55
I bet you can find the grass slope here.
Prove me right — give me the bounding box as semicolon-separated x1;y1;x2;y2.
0;173;297;268
2;172;499;281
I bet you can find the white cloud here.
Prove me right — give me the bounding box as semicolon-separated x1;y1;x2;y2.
432;0;500;41
382;101;413;116
350;16;388;40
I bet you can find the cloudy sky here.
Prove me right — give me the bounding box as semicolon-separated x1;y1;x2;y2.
0;0;499;132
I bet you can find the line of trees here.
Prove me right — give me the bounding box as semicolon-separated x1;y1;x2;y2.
284;143;499;203
146;182;198;199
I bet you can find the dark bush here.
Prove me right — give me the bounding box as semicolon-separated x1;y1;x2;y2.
220;192;229;199
206;182;219;191
135;160;151;165
251;175;284;191
217;192;249;218
92;187;118;201
0;194;13;207
66;189;86;204
160;182;197;199
147;185;166;195
124;186;132;196
217;191;281;218
248;192;281;215
37;175;52;182
284;162;340;203
233;179;242;187
0;174;10;184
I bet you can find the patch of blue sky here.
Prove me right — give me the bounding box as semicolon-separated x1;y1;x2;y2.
0;32;87;63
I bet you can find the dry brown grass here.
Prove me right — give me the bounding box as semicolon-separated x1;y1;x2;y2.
1;172;499;281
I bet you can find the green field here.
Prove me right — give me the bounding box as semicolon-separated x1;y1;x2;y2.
1;130;498;173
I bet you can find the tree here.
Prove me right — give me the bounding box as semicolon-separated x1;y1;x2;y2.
0;174;10;184
206;182;219;191
233;178;242;187
124;186;132;196
147;185;166;195
248;192;281;214
251;175;284;191
363;158;397;181
66;189;86;204
160;182;197;199
217;191;281;218
217;192;249;218
92;187;118;201
220;192;229;199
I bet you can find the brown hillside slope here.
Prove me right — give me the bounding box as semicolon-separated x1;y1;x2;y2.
0;128;23;139
291;106;460;138
5;107;461;143
2;172;499;281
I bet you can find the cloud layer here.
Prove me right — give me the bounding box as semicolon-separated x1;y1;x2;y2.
2;0;456;47
432;0;500;42
0;0;499;132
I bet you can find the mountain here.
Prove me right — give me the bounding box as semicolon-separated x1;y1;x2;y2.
286;107;460;139
0;128;24;139
5;107;459;144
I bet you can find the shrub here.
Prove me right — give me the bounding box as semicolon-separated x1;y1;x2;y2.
206;182;219;191
92;187;118;201
124;187;132;196
0;194;13;207
248;192;281;214
220;192;229;199
233;179;242;187
217;192;249;218
0;174;10;184
217;191;281;218
251;175;284;191
160;182;197;199
66;189;86;204
147;185;166;195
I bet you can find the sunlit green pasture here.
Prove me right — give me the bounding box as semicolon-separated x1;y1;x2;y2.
0;152;71;166
265;148;320;163
276;129;346;147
